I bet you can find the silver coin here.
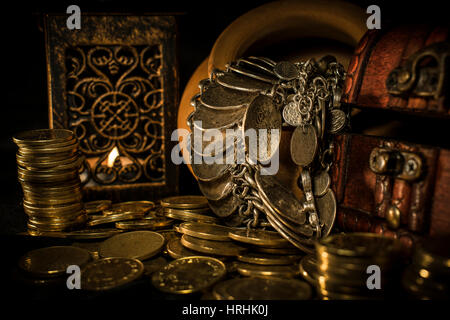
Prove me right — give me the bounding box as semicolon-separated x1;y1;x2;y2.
192;161;231;182
290;124;318;167
200;82;258;110
243;95;282;163
216;72;273;93
236;58;276;75
315;189;336;238
255;170;306;225
274;61;299;81
313;171;331;197
191;102;247;131
282;101;302;126
328;109;347;134
207;193;240;218
227;63;277;83
198;172;233;201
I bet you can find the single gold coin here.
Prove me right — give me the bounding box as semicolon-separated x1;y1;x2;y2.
115;218;174;230
160;195;208;209
177;222;234;241
181;234;247;257
13;129;75;146
87;212;144;227
164;208;219;223
213;277;312;300
111;200;155;214
84;200;112;214
166;238;209;260
237;252;302;266
299;254;319;285
152;256;226;294
18;246;91;278
81;257;144;291
99;231;165;261
228;229;291;248
235;262;300;278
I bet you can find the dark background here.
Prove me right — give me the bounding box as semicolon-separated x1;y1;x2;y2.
0;0;448;235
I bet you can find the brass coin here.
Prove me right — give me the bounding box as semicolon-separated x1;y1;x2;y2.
200;82;258;110
228;228;291;248
17;156;83;172
274;61;300;80
213;277;312;300
328;109;347;134
207;193;240;218
18;246;91;278
177;222;234;241
315;189;337;237
166;238;209;260
255;171;306;225
99;231;165;261
152;256;226;294
235;262;300;278
299;254;319;285
23;194;82;206
13;129;75;146
160;195;208;209
165;209;219;223
181;234;247;257
81;257;144;291
84;200;112;214
115;218;174;230
216;72;273;93
243;95;282;163
316;232;402;258
87;212;143;227
237;252;302;265
18;142;79;155
198;173;233;201
290;124;318;166
313;171;331;197
227;63;277;83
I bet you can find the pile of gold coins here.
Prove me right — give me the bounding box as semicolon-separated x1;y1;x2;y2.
161;195;218;223
402;237;450;299
13;129;86;233
315;233;403;300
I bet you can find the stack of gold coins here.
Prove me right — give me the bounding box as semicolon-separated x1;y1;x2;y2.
402;236;450;299
13;129;86;234
161;195;218;223
315;233;403;300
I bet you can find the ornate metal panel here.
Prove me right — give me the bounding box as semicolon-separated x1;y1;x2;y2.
45;14;179;201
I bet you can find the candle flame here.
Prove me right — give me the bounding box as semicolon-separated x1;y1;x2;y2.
107;147;120;167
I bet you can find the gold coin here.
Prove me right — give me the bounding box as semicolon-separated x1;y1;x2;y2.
18;142;79;155
177;222;234;241
160;195;208;209
213;277;312;300
181;234;247;257
81;257;144;291
165;208;219;223
55;228;123;240
87;212;143;227
166;238;209;260
84;200;112;214
316;232;402;258
18;246;91;278
99;231;165;261
115;218;174;230
152;256;226;294
254;246;302;255
13;129;75;146
237;252;302;266
235;262;300;278
299;254;318;285
228;228;291;248
111;200;155;214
